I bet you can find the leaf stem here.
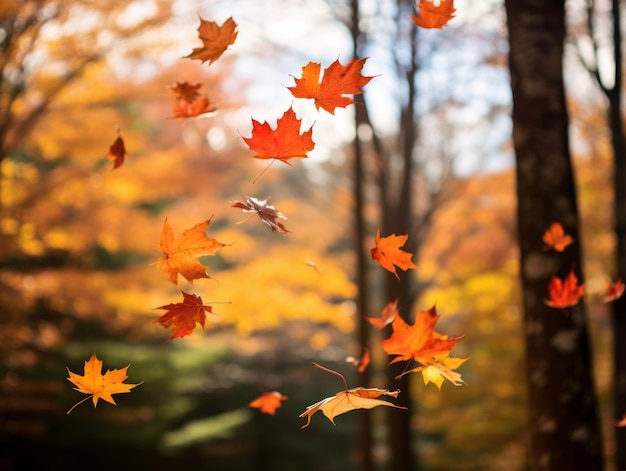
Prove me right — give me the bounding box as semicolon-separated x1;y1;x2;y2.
252;159;277;184
66;395;92;414
312;362;348;391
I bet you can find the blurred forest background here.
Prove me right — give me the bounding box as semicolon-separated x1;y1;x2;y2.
0;0;621;470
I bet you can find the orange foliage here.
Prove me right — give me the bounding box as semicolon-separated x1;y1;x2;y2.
299;363;406;428
366;299;399;330
186;16;238;65
287;58;375;114
411;0;456;29
542;222;574;252
168;82;216;119
604;279;625;303
544;270;584;309
381;304;462;365
370;228;418;280
249;391;288;415
66;353;142;414
157;218;226;285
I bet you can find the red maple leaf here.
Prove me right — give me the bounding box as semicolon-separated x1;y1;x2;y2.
242;106;315;167
287;58;375;114
107;129;127;170
411;0;456;29
153;290;216;340
544;270;584;309
604;279;625;303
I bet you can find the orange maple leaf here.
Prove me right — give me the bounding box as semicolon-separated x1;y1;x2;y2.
157;217;226;285
66;353;142;414
411;0;456;29
287;58;375;114
604;279;625;303
249;391;288;415
168;82;216;119
616;413;626;427
345;348;370;373
381;304;462;366
186;16;237;65
153;290;217;340
232;196;289;234
107;129;127;170
544;270;584;309
299;363;406;428
367;299;399;330
370;228;418;280
542;222;574;252
242;106;315;167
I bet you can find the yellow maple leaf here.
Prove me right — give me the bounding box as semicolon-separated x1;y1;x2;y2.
66;353;142;414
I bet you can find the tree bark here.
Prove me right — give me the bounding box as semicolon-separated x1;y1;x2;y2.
505;0;604;469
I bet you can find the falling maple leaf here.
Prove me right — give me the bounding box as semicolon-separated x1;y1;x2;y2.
381;304;462;365
249;391;288;415
232;196;289;234
604;279;625;303
544;270;584;309
411;0;456;29
287;58;375;114
153;290;218;340
157;217;226;285
370;228;418;280
616;413;626;427
398;352;468;388
186;16;238;65
107;128;127;170
242;106;315;167
299;363;406;428
345;348;370;373
366;299;399;330
542;222;574;252
66;353;142;414
168;82;216;119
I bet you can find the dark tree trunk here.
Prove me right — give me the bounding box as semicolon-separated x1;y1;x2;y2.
349;1;373;469
605;1;626;468
505;0;604;469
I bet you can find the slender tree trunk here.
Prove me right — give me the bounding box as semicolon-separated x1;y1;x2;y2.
349;1;373;469
386;8;418;471
605;1;626;468
505;0;604;469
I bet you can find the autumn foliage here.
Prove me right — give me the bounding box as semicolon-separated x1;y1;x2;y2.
62;8;470;434
411;0;456;29
157;218;226;285
66;353;142;414
370;228;418;280
288;58;375;114
153;291;217;340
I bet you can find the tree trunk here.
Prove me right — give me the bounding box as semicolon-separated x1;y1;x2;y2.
605;1;626;468
349;1;373;469
505;0;604;469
